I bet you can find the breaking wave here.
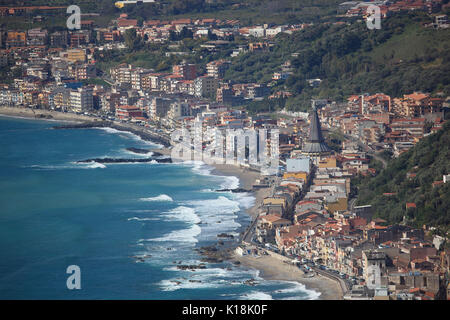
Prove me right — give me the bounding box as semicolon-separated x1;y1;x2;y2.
140;194;173;202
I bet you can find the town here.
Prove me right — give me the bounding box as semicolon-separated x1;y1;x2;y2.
0;0;449;301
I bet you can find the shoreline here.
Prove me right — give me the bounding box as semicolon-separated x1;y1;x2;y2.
0;106;99;123
180;160;343;299
0;106;342;300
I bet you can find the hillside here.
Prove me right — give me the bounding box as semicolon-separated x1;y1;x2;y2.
0;0;342;27
1;1;449;114
223;11;450;111
354;121;450;230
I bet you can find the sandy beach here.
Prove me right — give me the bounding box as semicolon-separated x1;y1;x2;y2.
0;106;100;123
232;251;343;300
0;105;343;300
202;163;343;299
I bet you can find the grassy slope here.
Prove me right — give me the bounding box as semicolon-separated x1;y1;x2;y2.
355;121;450;228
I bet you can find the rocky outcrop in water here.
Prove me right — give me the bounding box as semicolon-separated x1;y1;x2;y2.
53;121;171;147
196;245;233;263
176;264;207;271
217;233;234;239
126;147;152;154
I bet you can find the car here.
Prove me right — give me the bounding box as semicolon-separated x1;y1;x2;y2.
319;265;327;270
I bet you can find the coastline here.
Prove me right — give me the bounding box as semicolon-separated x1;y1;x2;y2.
206;164;343;300
0;106;99;123
0;106;343;300
205;165;343;300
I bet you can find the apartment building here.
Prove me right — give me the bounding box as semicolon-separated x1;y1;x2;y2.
70;86;93;113
194;76;219;98
206;60;230;79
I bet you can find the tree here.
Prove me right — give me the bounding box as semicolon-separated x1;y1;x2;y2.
207;30;217;41
124;29;142;52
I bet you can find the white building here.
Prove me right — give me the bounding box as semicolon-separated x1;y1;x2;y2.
248;27;265;38
70;87;93;113
286;157;311;174
362;250;386;290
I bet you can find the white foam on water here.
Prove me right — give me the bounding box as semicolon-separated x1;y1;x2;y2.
232;193;256;210
127;209;158;213
122;149;154;157
140;194;173;202
183;196;241;239
241;291;273;300
188;161;213;176
79;161;106;169
220;176;240;190
127;217;159;222
162;206;201;224
272;280;321;300
28;161;106;170
97;127;163;148
158;278;222;291
147;224;201;243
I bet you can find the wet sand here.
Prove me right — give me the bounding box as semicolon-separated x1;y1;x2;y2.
233;252;343;300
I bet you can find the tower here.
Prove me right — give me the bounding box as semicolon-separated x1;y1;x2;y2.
301;101;331;157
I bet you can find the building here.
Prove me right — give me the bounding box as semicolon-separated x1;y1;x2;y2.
149;97;172;118
172;63;197;80
301;103;331;157
70;87;93;113
286;157;311;174
168;101;190;120
206;60;231;79
6;31;26;47
27;28;47;46
194;76;219;98
110;64;132;85
116;105;144;119
63;49;86;63
247;84;270;99
50;31;68;47
362;250;387;290
69;63;97;80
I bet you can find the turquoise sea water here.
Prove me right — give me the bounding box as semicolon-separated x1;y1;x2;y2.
0;116;319;300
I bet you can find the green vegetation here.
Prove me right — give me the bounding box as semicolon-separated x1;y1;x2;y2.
224;12;450;111
81;78;111;87
0;0;342;29
354;121;450;228
2;1;449;115
0;65;23;84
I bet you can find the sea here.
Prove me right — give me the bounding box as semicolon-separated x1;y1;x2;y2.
0;115;319;300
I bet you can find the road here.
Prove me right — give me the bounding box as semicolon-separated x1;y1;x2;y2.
344;133;387;169
349;197;357;212
311;266;350;295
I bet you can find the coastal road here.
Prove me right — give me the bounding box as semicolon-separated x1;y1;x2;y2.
311;267;349;295
242;213;260;244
